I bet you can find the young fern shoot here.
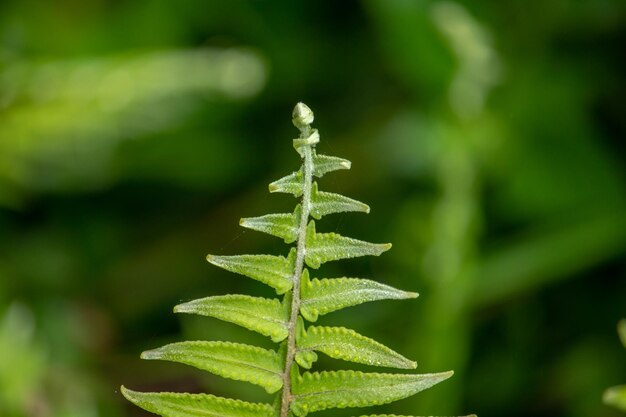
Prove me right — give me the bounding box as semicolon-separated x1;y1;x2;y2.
122;103;474;417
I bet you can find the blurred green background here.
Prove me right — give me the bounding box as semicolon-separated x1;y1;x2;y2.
1;1;625;416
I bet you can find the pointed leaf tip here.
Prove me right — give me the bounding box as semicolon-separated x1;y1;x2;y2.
140;349;162;360
173;303;190;313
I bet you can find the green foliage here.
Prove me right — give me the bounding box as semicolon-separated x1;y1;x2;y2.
604;320;626;411
289;370;453;416
174;295;289;343
121;387;274;417
206;250;297;294
0;304;46;416
141;341;283;393
296;319;416;369
2;2;624;416
299;271;417;322
122;103;468;416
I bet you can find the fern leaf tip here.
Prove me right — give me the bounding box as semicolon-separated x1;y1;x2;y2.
120;385;135;401
140;348;162;360
173;303;190;313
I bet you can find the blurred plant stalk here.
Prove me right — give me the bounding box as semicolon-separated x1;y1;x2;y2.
0;47;266;208
402;2;498;413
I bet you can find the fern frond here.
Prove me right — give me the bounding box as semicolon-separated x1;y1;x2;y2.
121;387;274;417
299;269;417;322
174;295;289;342
141;341;283;393
290;369;453;416
122;103;471;417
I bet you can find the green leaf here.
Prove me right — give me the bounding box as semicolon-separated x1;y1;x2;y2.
141;341;283;393
604;385;626;411
304;221;392;268
310;182;370;219
121;387;274;417
290;370;453;416
174;295;289;342
300;270;417;321
240;206;301;243
269;171;303;196
206;249;296;294
297;324;416;369
312;152;351;177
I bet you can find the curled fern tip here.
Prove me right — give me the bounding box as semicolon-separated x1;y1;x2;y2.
292;102;314;129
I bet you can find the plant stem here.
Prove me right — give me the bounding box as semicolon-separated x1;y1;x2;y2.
280;124;314;417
